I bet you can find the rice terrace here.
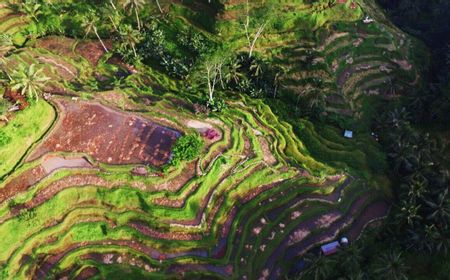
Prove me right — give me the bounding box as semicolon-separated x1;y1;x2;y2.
0;0;449;279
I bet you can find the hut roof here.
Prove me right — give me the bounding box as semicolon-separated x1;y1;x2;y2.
344;130;353;138
321;241;340;256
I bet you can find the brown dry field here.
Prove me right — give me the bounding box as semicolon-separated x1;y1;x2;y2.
35;36;77;58
28;98;180;167
75;40;113;66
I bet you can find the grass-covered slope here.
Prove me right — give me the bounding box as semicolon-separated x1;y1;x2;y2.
0;100;55;179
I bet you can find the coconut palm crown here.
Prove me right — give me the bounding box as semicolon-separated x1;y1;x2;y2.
10;63;50;101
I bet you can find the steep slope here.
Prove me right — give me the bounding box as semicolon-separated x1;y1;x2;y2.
215;0;425;128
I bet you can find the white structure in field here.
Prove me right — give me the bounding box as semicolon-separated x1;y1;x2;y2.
344;130;353;138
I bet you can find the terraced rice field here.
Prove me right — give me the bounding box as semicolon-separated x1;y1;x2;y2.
0;0;407;278
0;90;389;278
218;0;421;123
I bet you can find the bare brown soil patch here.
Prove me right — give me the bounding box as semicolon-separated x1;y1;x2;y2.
258;136;277;165
3;88;29;109
76;40;113;66
129;221;203;241
35;36;77;58
0;166;46;204
28;98;180;167
218;9;240;20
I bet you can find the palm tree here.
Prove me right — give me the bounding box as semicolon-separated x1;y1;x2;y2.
122;0;145;31
424;189;450;223
388;140;415;174
82;12;109;52
10;63;50;101
377;107;411;130
101;4;123;33
402;176;428;201
306;89;325;111
300;253;335;280
224;58;243;86
119;24;142;58
396;200;422;226
20;0;42;22
423;223;450;254
339;245;363;273
407;89;432;115
249;58;263;79
373;250;409;280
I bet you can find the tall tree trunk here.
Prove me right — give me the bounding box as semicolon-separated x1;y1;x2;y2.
94;27;109;52
135;8;141;31
248;23;266;58
109;15;118;32
156;0;163;13
132;43;137;57
207;68;213;102
109;0;117;10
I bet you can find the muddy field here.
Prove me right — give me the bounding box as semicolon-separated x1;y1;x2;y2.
28;99;180;167
0;155;92;205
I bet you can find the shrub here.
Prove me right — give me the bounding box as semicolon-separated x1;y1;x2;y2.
178;31;211;56
206;98;227;113
12;33;27;47
164;134;204;172
171;134;203;163
17;208;36;222
0;131;11;147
